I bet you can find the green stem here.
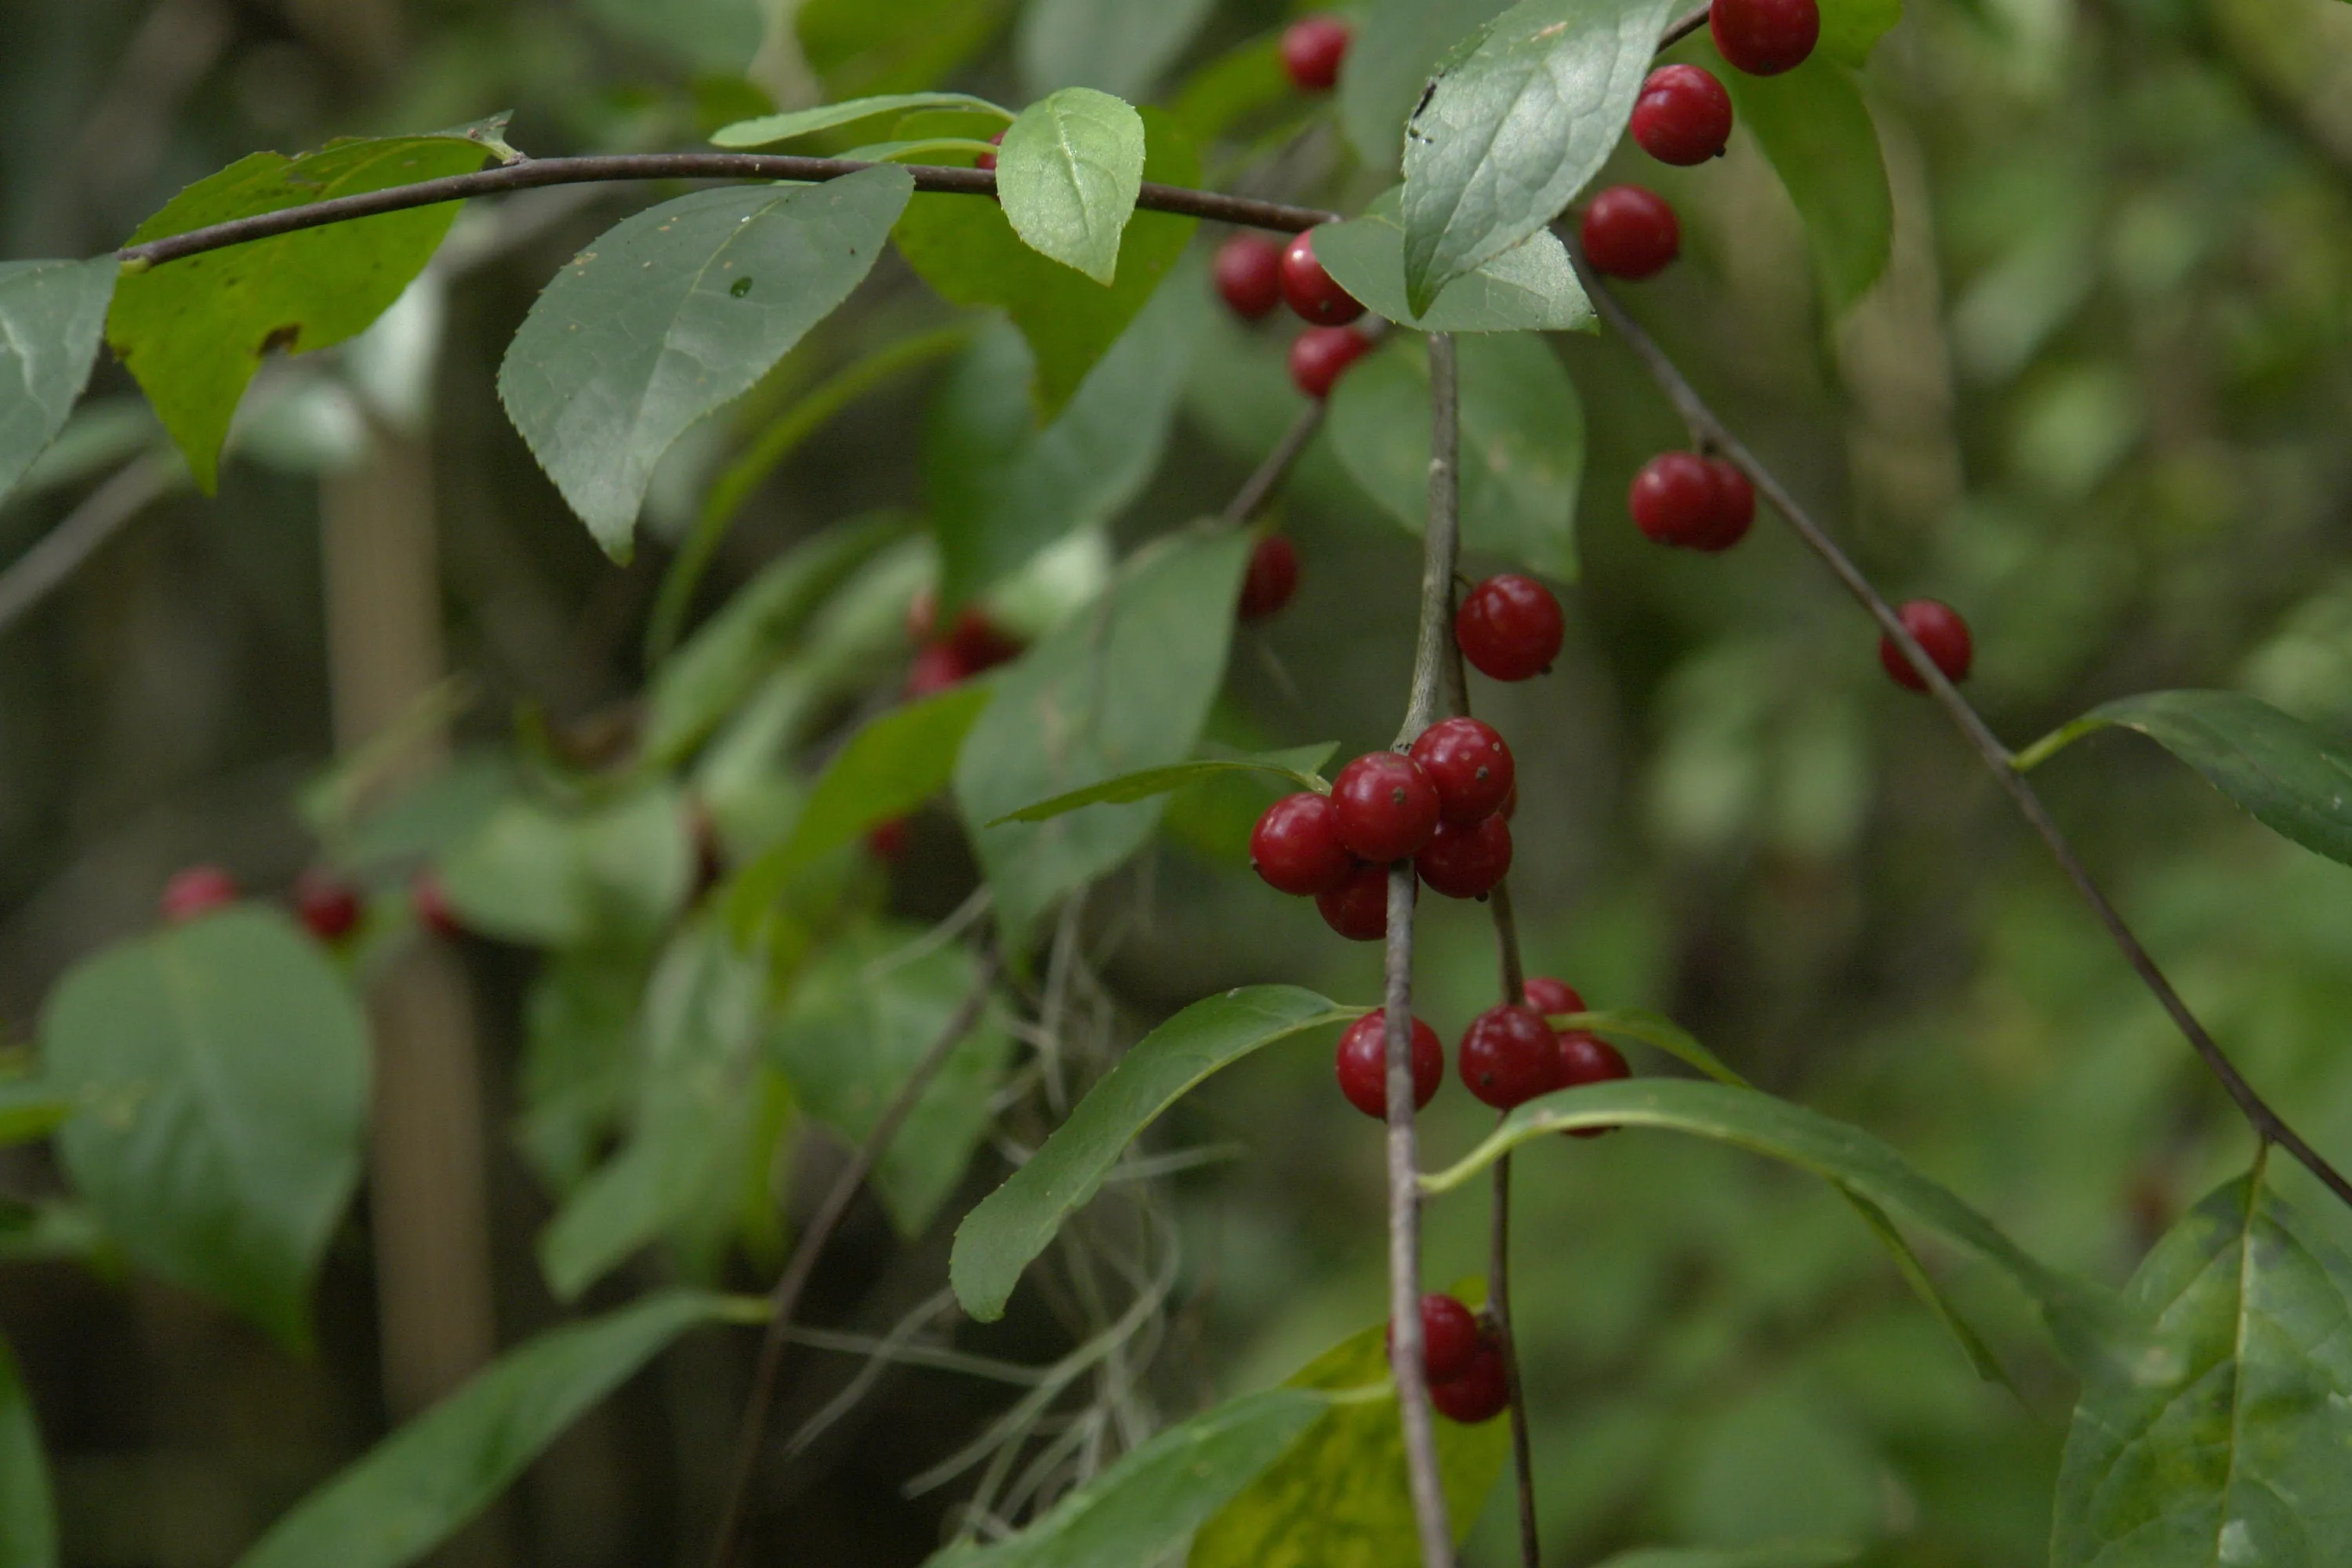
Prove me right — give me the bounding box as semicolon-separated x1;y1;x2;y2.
2008;716;2103;774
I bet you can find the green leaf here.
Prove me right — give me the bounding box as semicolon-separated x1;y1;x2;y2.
798;0;1013;98
1817;0;1903;67
988;744;1339;825
2014;689;2352;869
771;924;1010;1237
951;985;1352;1321
1168;33;1293;145
952;529;1251;936
0;1080;71;1148
1590;1546;1862;1568
1312;188;1592;332
896;107;1200;422
926;1388;1327;1568
585;0;764;74
1189;1315;1510;1566
234;1291;747;1568
497;166;913;559
437;784;693;950
1338;0;1513;171
0;1331;56;1568
0;258;118;508
39;908;368;1348
1399;0;1680;314
109;125;506;491
710;93;1011;147
1715;53;1892;313
2050;1161;2352;1568
517;953;644;1195
995;88;1146;286
1327;333;1584;580
1014;0;1218;101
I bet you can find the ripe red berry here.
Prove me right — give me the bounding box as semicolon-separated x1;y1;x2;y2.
866;818;910;861
1279;230;1365;327
1330;753;1442;862
1250;792;1353;896
1523;977;1586;1018
1316;860;1394;942
1459;1004;1565;1109
161;864;238;924
1556;1029;1633;1138
975;129;1007;171
905;641;975;699
1415;815;1512;899
909;596;1022;672
292;869;361;942
1630;452;1722;547
1455;575;1564;681
1238;535;1300;621
1389;1293;1483;1381
1279;13;1352;92
1694;458;1754;552
1711;0;1820;75
1408;717;1515;825
1289;325;1373;400
1879;599;1973;691
1334;1010;1443;1118
1630;64;1734;165
412;869;463;939
1580;185;1680;280
1430;1337;1510;1423
1214;234;1286;320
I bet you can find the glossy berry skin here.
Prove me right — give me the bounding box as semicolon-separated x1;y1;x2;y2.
1316;860;1393;942
1430;1338;1510;1424
1879;599;1973;691
1290;325;1373;399
1334;1009;1443;1118
866;818;910;861
1556;1030;1634;1138
161;865;239;924
412;869;463;939
1581;185;1681;280
975;129;1006;171
1630;452;1722;546
1459;1004;1566;1109
1250;793;1353;896
1456;575;1564;681
1408;717;1515;825
905;641;975;699
1632;64;1734;164
293;869;361;942
1330;753;1442;862
1389;1294;1483;1381
1279;14;1352;92
1415;815;1512;900
1279;231;1365;326
1711;0;1820;75
1694;459;1754;552
1214;234;1286;320
1239;535;1300;620
1523;976;1586;1018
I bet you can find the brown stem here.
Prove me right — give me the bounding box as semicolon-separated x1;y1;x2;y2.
1487;1149;1541;1568
1658;3;1711;51
1220;401;1327;528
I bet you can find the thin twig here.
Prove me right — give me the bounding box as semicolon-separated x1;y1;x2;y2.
1658;3;1711;51
1481;878;1541;1568
706;948;1001;1568
1571;249;2352;1213
0;456;180;637
1220;401;1326;528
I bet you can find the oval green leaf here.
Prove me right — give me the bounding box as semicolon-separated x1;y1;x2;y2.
0;258;118;509
1313;187;1592;333
986;742;1338;826
710;92;1011;147
1715;51;1892;314
996;87;1145;286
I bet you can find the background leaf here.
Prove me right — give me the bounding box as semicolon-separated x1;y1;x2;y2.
40;908;368;1347
0;1080;71;1149
1817;0;1903;67
0;1331;55;1568
1590;1546;1861;1568
1715;52;1893;313
710;92;1010;147
0;258;117;508
989;743;1338;824
1312;191;1592;333
995;88;1146;286
497;166;913;558
798;0;1012;97
1015;0;1218;101
437;784;692;949
1339;0;1514;172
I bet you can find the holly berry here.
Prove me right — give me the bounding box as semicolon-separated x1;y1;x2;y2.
1279;231;1365;326
1694;458;1754;551
905;641;975;699
866;818;910;861
1430;1337;1510;1424
1629;452;1721;547
292;869;361;942
1580;186;1680;281
975;129;1007;171
1316;860;1394;942
1330;753;1442;862
1214;234;1286;320
1879;599;1973;691
1455;575;1564;681
1631;64;1734;165
1239;535;1300;621
1279;14;1352;93
1415;815;1512;899
412;869;463;939
1250;792;1353;896
1556;1029;1634;1138
1389;1293;1483;1381
1523;976;1585;1018
1711;0;1820;75
1334;1009;1443;1118
160;865;238;924
1459;1004;1565;1109
1408;717;1515;825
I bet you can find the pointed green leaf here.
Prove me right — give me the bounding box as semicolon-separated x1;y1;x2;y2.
710;92;1011;147
951;985;1355;1320
0;1331;55;1568
996;88;1145;285
1014;0;1218;100
0;258;117;508
498;165;913;559
1715;51;1892;313
988;743;1338;825
1312;189;1592;333
1339;0;1514;172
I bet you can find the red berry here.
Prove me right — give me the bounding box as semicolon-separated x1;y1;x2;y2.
866;818;910;861
1523;977;1586;1018
1289;325;1373;400
1711;0;1820;75
1334;1009;1443;1118
412;869;463;939
1459;1004;1565;1109
1694;459;1754;552
911;596;1022;672
1389;1293;1483;1381
1408;717;1515;825
1415;815;1512;900
1330;753;1442;862
1280;230;1365;326
1455;575;1563;681
1630;64;1734;165
1239;535;1300;621
1879;599;1973;691
1214;234;1286;320
1279;14;1352;92
975;129;1006;171
1556;1029;1633;1138
1430;1338;1510;1423
292;869;361;942
160;865;238;924
905;641;975;699
1629;452;1722;547
1316;860;1394;942
1580;185;1680;280
1499;780;1519;820
1250;792;1353;896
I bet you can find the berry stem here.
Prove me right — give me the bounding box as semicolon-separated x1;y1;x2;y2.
1658;2;1711;50
1221;402;1326;528
1481;878;1540;1568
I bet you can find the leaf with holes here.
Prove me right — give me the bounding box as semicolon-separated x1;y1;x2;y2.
1340;0;1514;171
995;88;1145;285
0;258;117;507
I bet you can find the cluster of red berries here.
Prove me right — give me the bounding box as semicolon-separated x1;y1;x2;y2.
1393;1293;1509;1423
158;862;461;941
1332;977;1630;1127
1214;228;1374;401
